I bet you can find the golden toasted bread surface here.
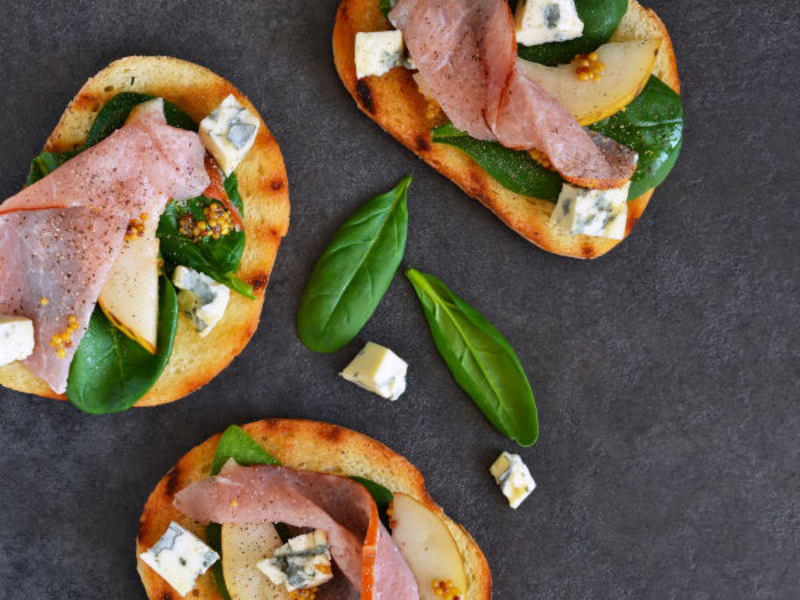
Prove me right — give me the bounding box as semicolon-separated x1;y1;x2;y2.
137;419;492;599
0;56;290;405
333;0;679;258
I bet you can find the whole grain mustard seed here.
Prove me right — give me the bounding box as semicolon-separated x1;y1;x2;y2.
125;215;147;241
573;51;605;82
50;315;79;358
179;202;234;242
433;578;462;600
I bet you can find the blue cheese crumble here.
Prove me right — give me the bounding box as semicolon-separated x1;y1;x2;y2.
340;341;408;401
199;94;260;176
355;30;406;79
550;181;631;240
515;0;584;46
139;522;219;597
0;316;35;367
256;530;334;592
172;266;231;338
490;451;536;509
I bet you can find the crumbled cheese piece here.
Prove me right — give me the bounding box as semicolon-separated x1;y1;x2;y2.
139;522;219;597
490;451;536;509
550;182;631;240
515;0;584;46
257;530;334;592
199;94;260;175
340;342;408;400
0;316;35;367
355;30;406;79
172;266;230;337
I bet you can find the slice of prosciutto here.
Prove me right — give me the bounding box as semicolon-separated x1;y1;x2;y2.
390;0;638;189
0;104;208;394
174;464;419;599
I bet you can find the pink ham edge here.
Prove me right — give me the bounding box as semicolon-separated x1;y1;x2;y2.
390;0;638;189
174;464;419;599
0;106;208;394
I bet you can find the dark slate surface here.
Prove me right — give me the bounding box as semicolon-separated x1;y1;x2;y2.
0;1;797;598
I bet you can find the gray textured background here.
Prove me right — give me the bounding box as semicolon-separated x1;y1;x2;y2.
0;1;797;598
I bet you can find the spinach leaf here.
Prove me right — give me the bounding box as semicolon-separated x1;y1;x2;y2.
26;151;81;186
379;0;396;18
590;76;683;199
85;92;196;147
223;172;245;216
66;276;178;414
432;76;682;201
350;476;393;511
515;0;629;66
298;176;411;353
432;123;563;201
158;198;254;299
211;425;280;476
406;268;539;446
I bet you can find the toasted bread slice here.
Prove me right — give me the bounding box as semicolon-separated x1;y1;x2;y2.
137;419;492;599
333;0;680;258
0;56;290;405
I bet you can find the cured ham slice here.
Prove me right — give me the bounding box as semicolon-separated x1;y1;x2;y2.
390;0;638;188
174;464;419;599
0;104;208;394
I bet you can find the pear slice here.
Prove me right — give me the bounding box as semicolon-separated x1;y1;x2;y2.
222;522;290;600
518;38;662;125
390;493;467;600
98;225;160;354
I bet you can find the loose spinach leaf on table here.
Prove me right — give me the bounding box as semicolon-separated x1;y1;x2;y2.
432;124;563;201
85;92;196;147
432;76;683;201
513;0;629;66
158;198;254;299
406;268;539;446
297;176;411;353
66;276;178;414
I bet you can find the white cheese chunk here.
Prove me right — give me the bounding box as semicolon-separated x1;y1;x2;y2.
355;30;406;79
340;342;408;400
257;530;334;592
172;266;230;338
490;451;536;509
0;316;35;367
550;182;630;240
515;0;584;46
199;94;260;176
139;522;219;597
